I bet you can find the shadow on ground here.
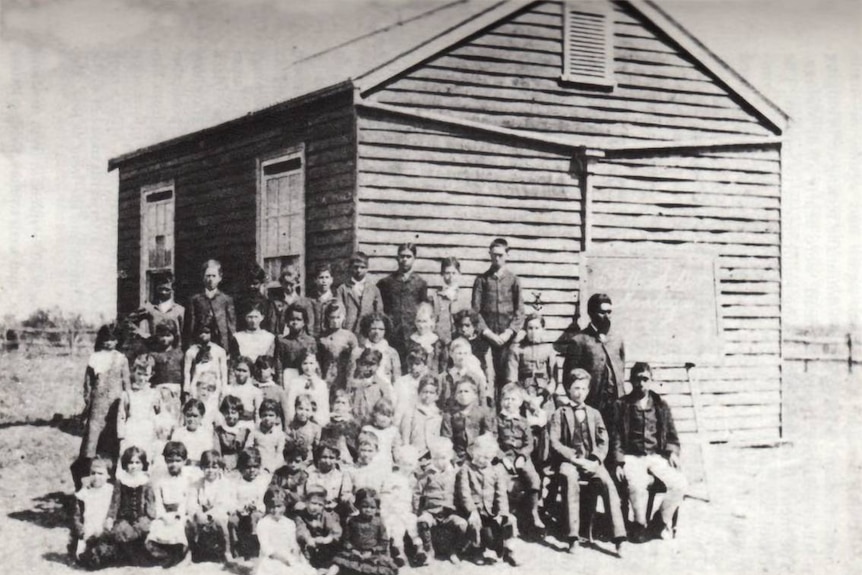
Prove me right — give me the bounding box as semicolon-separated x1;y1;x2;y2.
0;414;83;435
8;491;73;529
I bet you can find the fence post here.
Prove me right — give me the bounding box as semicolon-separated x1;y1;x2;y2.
849;333;854;374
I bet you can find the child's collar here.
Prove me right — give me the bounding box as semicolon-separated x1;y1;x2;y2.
500;409;521;419
417;403;439;415
116;468;149;488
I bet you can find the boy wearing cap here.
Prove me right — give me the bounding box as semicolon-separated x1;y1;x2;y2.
336;252;384;336
611;362;686;542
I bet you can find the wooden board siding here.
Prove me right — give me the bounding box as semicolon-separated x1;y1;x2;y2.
365;1;776;146
115;90;357;313
356;111;582;334
591;144;782;443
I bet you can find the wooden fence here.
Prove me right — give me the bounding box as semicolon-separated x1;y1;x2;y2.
783;333;859;372
2;327;97;353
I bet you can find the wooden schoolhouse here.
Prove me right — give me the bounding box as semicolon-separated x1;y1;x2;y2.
109;0;787;445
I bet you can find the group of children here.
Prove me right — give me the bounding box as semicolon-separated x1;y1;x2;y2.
71;239;685;572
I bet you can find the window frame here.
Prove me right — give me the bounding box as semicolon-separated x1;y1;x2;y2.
561;1;616;89
139;181;176;306
256;145;306;290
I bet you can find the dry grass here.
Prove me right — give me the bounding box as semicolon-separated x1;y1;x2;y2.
0;351;87;425
0;353;859;575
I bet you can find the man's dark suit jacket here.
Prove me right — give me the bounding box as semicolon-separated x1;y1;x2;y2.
553;323;626;414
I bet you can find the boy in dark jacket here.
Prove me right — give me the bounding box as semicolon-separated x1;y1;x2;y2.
611;362;686;542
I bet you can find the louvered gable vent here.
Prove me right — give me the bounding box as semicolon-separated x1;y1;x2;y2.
562;1;614;88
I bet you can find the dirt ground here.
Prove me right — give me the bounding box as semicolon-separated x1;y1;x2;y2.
1;354;859;575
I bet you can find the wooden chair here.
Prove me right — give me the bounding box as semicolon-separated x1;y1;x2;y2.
619;477;680;538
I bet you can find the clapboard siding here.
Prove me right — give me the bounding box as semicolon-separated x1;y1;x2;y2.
115;90;357;314
591;144;781;442
357;112;581;335
366;1;775;146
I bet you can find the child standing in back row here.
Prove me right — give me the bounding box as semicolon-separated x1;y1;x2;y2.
76;323;130;489
309;263;337;338
185;259;236;356
472;238;525;395
336;252;384;336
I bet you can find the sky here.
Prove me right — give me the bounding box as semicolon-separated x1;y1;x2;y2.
0;0;860;328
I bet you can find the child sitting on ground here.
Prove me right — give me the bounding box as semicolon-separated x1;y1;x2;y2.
70;457;115;569
441;376;497;464
106;446;156;565
392;347;429;425
294;485;343;569
213;396;253;472
407;303;447;375
285;394;322;466
255;486;316;575
416;437;468;564
146;441;193;567
322;390;361;466
306;440;354;518
284;349;329;426
229;448;271;560
225;355;263;424
188;451;235;563
398;375;443;459
497;383;546;532
346;348;393;425
455;434;518;566
328;488;398;575
252;399;287;474
269;439;310;513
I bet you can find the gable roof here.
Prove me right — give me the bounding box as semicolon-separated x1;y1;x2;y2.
109;0;786;170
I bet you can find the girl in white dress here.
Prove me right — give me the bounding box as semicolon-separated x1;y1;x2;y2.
117;354;160;464
146;441;195;566
284;350;330;427
255;486;315;575
230;303;276;363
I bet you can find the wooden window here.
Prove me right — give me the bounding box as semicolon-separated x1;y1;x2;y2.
140;182;175;304
258;147;305;288
562;1;614;88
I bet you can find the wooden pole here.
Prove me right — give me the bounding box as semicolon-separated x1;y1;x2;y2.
848;333;853;373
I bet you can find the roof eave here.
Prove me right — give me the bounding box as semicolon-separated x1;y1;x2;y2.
633;0;789;133
107;79;355;172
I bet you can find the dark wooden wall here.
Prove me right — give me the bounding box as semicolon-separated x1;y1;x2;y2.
592;145;782;443
356;111;582;334
115;89;357;313
367;0;777;145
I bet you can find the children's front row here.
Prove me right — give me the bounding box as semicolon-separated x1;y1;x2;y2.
72;362;686;570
